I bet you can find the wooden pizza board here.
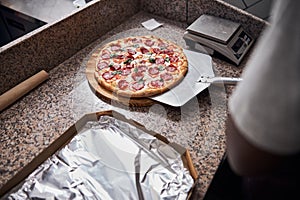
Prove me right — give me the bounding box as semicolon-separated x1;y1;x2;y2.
86;49;156;107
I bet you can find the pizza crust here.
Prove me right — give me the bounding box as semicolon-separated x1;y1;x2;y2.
93;35;188;98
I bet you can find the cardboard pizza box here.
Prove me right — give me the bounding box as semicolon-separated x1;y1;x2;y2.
0;110;198;199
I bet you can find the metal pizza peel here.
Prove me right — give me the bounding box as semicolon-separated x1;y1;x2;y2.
149;49;242;107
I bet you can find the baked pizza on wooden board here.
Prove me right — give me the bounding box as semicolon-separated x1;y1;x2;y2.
86;35;188;102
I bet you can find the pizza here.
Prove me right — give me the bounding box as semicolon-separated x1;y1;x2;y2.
94;35;188;98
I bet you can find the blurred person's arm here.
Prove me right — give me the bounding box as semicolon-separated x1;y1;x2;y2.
225;0;300;176
226;115;283;176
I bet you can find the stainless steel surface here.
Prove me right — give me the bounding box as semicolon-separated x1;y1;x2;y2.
198;76;242;85
4;116;194;199
150;49;214;107
186;14;241;44
0;0;80;23
0;4;46;46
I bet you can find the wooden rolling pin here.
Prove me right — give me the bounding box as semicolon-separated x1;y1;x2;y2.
0;70;49;112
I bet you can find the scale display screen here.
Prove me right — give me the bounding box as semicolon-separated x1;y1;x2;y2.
231;31;252;59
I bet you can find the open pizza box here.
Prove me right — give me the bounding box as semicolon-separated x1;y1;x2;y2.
0;110;198;199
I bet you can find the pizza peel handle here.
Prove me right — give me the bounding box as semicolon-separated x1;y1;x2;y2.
198;76;242;85
0;70;49;112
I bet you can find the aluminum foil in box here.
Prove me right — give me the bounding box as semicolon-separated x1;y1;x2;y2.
5;115;194;199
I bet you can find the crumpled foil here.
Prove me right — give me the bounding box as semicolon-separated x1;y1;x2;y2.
5;116;194;200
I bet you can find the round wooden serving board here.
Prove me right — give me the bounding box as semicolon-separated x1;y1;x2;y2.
86;48;156;107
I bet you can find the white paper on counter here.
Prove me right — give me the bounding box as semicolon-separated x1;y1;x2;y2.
141;19;163;31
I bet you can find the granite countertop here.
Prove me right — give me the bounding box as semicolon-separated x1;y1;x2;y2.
0;0;264;198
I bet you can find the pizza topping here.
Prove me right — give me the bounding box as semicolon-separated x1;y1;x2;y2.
150;80;164;88
140;47;149;54
124;58;133;64
126;63;135;69
131;38;142;43
158;42;168;48
162;49;174;55
111;44;121;51
155;57;165;65
121;68;131;76
132;71;144;81
166;64;177;72
160;73;173;81
111;70;122;75
126;54;135;59
152;48;161;54
97;61;109;70
149;57;156;63
113;54;124;59
110;64;121;70
102;71;115;80
132;81;145;91
158;65;165;71
127;49;136;55
169;55;179;63
148;67;159;76
145;39;155;47
137;65;147;73
118;80;129;90
101;51;111;60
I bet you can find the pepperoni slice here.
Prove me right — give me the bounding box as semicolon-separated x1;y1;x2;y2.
110;64;121;70
132;81;144;91
148;67;159;76
152;48;161;54
121;68;131;76
166;64;177;72
118;80;129;90
137;65;147;72
132;72;144;81
131;38;142;43
102;71;115;80
155;57;165;65
169;55;179;63
140;47;149;54
160;73;173;81
111;44;121;51
162;49;174;55
126;63;135;69
158;42;168;48
97;61;108;70
127;49;136;55
101;53;110;60
145;39;155;47
150;80;164;88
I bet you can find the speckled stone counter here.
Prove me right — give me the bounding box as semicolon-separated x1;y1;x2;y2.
0;0;265;199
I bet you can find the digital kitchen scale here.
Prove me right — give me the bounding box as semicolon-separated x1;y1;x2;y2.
184;14;254;65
